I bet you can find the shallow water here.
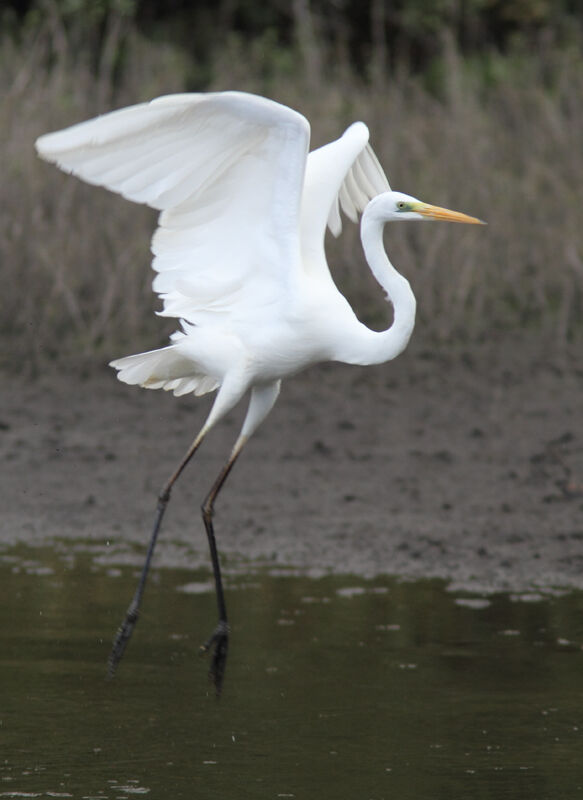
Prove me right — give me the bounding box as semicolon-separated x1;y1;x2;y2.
1;546;583;799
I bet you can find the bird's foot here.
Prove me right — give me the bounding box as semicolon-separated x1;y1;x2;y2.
200;620;229;695
107;599;139;679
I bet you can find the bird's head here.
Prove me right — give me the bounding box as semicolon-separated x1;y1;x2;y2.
366;190;485;225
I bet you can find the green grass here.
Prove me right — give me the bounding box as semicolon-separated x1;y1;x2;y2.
2;7;582;371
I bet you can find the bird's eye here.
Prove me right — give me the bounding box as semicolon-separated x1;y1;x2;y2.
397;201;406;210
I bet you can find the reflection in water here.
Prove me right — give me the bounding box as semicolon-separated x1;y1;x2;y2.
1;546;582;799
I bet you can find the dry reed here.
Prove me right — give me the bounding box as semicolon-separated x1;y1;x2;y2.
2;7;582;371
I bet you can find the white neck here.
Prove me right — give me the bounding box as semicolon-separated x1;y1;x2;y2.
338;207;416;366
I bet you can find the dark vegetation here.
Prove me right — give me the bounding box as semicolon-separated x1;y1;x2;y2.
2;0;582;369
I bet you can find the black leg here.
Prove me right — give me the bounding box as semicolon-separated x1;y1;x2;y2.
107;429;207;678
199;441;245;695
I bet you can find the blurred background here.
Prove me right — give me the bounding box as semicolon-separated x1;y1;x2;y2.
2;0;582;370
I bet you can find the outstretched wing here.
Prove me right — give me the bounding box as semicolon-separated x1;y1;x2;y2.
300;121;389;266
36;92;310;325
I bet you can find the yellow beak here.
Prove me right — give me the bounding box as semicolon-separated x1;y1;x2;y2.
414;202;486;225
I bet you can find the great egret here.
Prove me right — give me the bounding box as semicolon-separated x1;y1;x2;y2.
36;91;484;692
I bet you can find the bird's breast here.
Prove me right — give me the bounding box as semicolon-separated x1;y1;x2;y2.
238;313;333;382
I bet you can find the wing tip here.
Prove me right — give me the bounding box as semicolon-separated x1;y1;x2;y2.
35;133;57;161
344;120;369;142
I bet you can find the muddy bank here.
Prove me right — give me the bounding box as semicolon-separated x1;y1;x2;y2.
1;340;582;594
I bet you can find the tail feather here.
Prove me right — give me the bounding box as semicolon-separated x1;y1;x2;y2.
110;345;219;397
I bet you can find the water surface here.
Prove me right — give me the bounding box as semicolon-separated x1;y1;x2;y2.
1;546;582;799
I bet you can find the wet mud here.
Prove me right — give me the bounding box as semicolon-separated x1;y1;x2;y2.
1;340;582;594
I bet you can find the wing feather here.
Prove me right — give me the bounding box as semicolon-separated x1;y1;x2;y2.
36;92;311;324
300;121;390;269
36;93;389;325
343;164;369;212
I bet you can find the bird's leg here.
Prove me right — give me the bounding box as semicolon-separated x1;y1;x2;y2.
198;381;281;694
199;437;246;695
107;426;209;678
108;380;280;690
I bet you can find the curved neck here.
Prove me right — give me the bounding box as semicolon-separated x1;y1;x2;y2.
341;208;416;366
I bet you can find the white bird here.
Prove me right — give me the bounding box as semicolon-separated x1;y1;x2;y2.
36;91;484;692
